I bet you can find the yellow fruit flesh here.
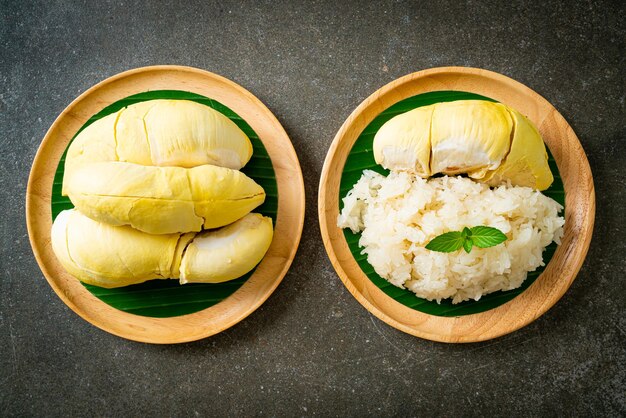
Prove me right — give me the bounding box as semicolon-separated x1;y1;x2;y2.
115;100;252;169
51;210;180;288
64;162;266;234
62;99;253;195
180;213;274;284
371;99;553;190
51;210;274;288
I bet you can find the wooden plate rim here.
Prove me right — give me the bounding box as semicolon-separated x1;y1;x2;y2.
318;66;595;343
26;65;305;344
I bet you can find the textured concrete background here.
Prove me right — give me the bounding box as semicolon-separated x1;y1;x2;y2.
1;0;624;416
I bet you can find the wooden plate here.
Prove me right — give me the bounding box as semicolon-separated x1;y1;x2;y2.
26;65;305;344
319;67;595;343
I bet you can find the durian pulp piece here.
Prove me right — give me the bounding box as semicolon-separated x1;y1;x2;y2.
50;209;192;288
483;109;554;191
430;100;513;178
62;99;252;194
64;162;266;234
373;105;434;177
51;210;273;288
116;100;252;169
180;213;274;284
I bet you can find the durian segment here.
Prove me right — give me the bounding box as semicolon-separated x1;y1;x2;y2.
51;209;185;288
373;105;433;177
64;162;266;234
62;99;253;193
180;213;274;284
115;100;252;169
50;210;273;288
483;109;554;191
430;100;512;178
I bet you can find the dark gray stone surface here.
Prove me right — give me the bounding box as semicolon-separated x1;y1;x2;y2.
1;0;624;416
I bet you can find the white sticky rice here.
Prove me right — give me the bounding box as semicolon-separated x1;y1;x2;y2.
337;171;565;304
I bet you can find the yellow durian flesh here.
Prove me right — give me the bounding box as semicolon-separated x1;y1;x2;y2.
64;162;266;234
430;100;512;178
115;100;253;169
369;100;553;190
373;105;433;177
51;210;273;288
62;99;253;193
483;109;554;191
50;209;185;288
180;213;274;284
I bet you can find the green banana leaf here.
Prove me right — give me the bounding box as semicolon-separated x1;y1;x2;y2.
51;90;278;318
339;91;564;317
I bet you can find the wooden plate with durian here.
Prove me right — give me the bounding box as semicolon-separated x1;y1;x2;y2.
27;66;305;343
319;67;595;342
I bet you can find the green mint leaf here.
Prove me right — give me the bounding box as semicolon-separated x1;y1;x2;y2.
463;238;473;253
426;226;507;254
425;231;464;253
469;226;507;248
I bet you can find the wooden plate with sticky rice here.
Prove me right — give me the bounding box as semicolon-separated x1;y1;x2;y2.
27;65;305;343
319;67;594;343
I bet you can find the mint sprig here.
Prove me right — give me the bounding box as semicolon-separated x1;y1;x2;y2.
425;226;507;254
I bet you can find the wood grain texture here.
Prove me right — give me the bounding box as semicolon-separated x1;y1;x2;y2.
318;67;595;343
26;65;305;344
